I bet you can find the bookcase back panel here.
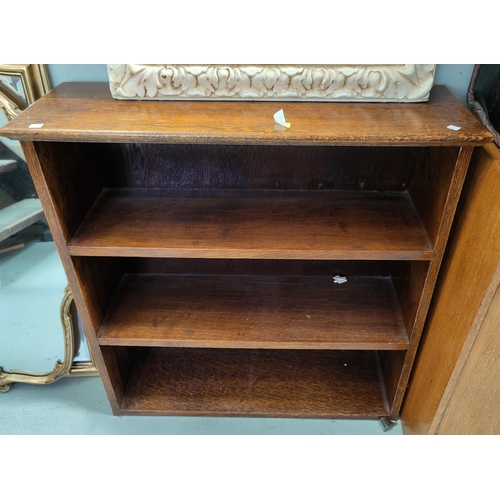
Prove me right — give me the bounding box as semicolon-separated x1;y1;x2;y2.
103;144;417;192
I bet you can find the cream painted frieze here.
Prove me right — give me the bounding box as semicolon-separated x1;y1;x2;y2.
108;64;436;102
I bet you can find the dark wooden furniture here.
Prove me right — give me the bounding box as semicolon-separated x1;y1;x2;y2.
0;83;491;419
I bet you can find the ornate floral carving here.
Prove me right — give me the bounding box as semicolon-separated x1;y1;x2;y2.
108;64;436;102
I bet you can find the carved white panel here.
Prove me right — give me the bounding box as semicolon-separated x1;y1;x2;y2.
108;64;436;102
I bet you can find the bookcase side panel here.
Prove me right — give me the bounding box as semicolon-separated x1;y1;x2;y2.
31;142;107;243
390;146;475;420
20;141;122;413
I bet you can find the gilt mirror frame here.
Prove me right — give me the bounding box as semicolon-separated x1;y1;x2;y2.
0;64;98;393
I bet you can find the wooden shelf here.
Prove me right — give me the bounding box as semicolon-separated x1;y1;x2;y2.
98;274;409;350
121;348;390;417
69;189;433;260
0;83;491;147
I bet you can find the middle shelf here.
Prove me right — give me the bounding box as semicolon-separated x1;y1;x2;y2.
97;273;409;350
68;189;433;260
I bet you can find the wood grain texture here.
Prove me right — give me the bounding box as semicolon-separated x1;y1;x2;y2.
0;83;492;146
31;142;106;243
98;274;409;350
104;143;416;191
121;348;390;417
7;84;488;419
389;146;474;419
100;345;139;412
19;142;122;412
71;256;125;327
402;143;500;433
409;147;459;244
392;261;429;338
69;189;433;260
436;281;500;434
378;350;406;411
130;258;396;277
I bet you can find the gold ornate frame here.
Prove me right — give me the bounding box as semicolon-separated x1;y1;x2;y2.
0;64;98;393
65;287;98;377
0;64;50;117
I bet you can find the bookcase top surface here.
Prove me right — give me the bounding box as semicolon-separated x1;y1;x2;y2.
0;82;493;146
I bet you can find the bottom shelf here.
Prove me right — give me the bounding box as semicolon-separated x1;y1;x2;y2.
120;348;390;418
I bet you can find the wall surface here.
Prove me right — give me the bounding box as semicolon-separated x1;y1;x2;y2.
46;65;475;104
47;64;109;86
434;64;474;103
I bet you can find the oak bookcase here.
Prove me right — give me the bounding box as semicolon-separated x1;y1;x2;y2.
0;83;491;420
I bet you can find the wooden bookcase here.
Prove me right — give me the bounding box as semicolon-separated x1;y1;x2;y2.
0;83;491;420
402;143;500;433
